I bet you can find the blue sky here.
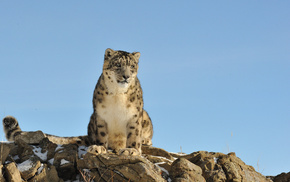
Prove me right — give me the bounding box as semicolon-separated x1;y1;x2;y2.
0;1;289;176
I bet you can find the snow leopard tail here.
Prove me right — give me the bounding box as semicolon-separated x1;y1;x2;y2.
2;116;90;145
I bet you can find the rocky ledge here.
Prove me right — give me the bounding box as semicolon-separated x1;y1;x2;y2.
0;131;288;182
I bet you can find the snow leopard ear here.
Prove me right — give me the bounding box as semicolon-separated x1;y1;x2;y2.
105;48;115;60
132;52;141;60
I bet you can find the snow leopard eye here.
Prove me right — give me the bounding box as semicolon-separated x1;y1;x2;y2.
115;63;121;68
131;65;135;69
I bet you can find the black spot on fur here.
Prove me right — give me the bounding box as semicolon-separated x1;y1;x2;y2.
97;125;104;128
13;131;21;137
116;50;130;58
100;132;106;137
85;139;90;146
11;120;19;128
130;97;135;102
127;132;132;139
7;127;19;139
132;142;136;147
129;126;135;129
136;129;139;136
99;84;105;91
137;143;141;148
142;120;149;127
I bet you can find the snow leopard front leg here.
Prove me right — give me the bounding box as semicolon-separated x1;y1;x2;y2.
87;113;108;154
123;114;143;155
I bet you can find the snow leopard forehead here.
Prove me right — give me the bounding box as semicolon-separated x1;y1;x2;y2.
104;48;140;62
103;48;140;70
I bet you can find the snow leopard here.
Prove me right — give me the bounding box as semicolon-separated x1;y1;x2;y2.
2;48;153;155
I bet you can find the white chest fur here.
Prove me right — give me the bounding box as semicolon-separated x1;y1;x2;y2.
96;93;135;134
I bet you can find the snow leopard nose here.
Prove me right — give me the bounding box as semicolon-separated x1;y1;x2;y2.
122;68;131;80
123;75;130;80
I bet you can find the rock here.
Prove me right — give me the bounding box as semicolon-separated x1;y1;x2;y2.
170;152;187;158
114;160;165;182
79;152;147;169
0;138;280;182
181;151;271;182
15;138;35;161
184;151;227;181
218;152;271;182
0;143;15;165
142;145;175;161
39;137;58;160
145;154;174;164
0;165;6;182
90;167;131;182
5;162;22;182
170;158;206;182
15;130;46;144
78;152;165;181
17;157;41;180
4;145;19;164
77;153;102;169
28;164;48;182
203;168;227;182
53;144;78;180
145;154;172;179
47;165;63;182
78;169;97;182
272;172;290;182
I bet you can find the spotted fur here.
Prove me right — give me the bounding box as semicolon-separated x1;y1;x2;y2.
88;48;153;154
2;116;89;144
2;116;22;141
